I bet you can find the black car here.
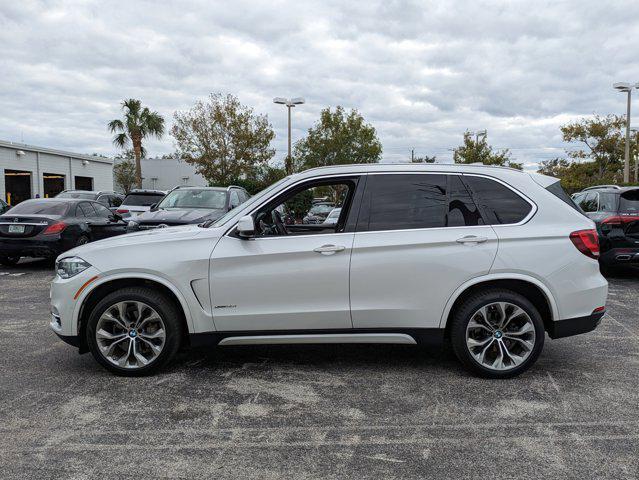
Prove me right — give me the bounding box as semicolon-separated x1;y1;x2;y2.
572;185;639;268
56;190;124;212
0;198;127;266
127;185;250;231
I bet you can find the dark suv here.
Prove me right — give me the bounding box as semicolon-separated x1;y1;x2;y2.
127;185;250;231
572;185;639;268
56;190;124;212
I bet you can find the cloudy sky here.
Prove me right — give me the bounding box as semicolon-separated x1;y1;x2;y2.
1;0;638;170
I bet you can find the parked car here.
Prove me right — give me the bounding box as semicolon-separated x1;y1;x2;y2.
50;164;607;378
127;185;250;231
116;189;167;219
0;198;9;215
323;207;342;226
56;190;124;212
572;185;639;269
0;198;127;265
302;202;335;224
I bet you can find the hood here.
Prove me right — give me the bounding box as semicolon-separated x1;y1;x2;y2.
58;224;207;261
134;208;225;224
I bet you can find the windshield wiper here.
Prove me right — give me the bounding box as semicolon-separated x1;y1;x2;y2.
199;219;215;228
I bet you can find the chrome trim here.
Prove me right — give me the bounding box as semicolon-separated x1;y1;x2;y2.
217;333;417;346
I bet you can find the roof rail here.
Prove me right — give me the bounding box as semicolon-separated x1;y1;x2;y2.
582;185;621;191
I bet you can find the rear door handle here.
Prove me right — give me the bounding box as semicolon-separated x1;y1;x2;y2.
313;244;346;255
456;235;488;244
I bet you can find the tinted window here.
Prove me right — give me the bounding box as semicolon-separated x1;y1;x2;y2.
57;191;96;200
579;192;598;213
110;195;123;207
364;174;447;231
448;175;484;226
598;193;617;212
546;182;582;212
6;201;68;216
619;189;639;212
122;193;165;206
78;202;96;217
462;176;532;224
93;203;113;218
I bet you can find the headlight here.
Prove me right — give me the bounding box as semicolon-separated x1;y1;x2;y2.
56;256;92;279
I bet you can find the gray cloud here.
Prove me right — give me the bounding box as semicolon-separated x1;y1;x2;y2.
1;0;638;170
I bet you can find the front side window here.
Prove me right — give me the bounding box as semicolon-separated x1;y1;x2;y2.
229;190;241;209
253;179;355;237
462;175;532;224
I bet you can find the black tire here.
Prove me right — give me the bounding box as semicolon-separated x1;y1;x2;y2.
0;255;20;266
86;287;183;376
76;235;90;246
450;288;545;379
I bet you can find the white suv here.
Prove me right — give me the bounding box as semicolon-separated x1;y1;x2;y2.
50;164;608;378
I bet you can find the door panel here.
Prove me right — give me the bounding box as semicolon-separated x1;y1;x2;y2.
350;226;498;329
210;233;354;331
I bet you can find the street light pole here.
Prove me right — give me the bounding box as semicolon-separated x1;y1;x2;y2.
273;97;305;175
613;82;639;183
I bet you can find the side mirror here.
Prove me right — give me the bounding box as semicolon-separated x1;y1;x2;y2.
237;215;255;238
111;213;123;222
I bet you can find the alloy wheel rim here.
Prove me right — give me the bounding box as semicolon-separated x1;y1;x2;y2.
95;301;166;369
465;301;536;371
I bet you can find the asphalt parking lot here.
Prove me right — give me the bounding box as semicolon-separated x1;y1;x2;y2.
0;260;638;479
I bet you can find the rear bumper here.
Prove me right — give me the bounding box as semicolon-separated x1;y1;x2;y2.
599;247;639;266
0;236;68;258
547;310;606;339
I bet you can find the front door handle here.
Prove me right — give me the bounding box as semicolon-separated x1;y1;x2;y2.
456;235;488;244
313;244;346;255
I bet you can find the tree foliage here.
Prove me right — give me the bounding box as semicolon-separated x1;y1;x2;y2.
171;93;275;186
220;164;287;195
453;131;522;170
108;99;164;188
293;106;382;172
537;115;637;193
113;159;137;194
412;154;437;163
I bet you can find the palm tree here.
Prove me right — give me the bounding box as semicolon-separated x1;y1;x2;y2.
108;99;165;188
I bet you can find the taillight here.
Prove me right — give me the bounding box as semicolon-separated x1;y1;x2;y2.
43;222;67;235
602;215;639;226
570;229;599;259
116;209;129;214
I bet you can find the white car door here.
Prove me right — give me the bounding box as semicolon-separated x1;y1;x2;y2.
209;176;363;332
350;173;499;329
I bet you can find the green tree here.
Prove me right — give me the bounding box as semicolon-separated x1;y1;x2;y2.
221;164;287;194
412;154;436;163
560;114;625;178
453;131;522;170
293;106;382;172
113;160;137;194
108;99;165;188
171;93;275;186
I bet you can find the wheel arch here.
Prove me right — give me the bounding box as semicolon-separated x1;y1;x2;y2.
440;274;558;335
73;274;193;353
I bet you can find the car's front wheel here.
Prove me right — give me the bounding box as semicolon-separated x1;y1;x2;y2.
86;287;183;376
450;289;545;379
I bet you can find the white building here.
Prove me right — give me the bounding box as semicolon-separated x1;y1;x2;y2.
0;140;114;206
137;157;207;191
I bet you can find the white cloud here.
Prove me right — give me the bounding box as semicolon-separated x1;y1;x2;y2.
0;0;638;170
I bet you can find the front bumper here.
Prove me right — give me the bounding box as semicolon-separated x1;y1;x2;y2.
547;309;606;339
49;266;101;338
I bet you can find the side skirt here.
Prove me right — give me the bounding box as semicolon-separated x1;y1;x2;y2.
189;328;445;348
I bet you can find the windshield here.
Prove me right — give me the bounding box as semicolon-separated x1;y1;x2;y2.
157;189;226;209
212;176;291;227
57;191;95;200
123;193;165;206
6;201;69;216
327;208;341;219
619;190;639;212
308;204;334;215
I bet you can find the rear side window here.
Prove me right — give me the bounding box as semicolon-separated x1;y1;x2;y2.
462;175;532;224
619;190;639;212
362;174;448;231
77;202;96;217
546;181;582;212
448;175;484;226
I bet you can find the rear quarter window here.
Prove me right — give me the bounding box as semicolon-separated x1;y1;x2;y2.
546;181;584;212
462;175;532;224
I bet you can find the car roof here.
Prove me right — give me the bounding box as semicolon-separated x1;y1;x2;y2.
127;189;166;195
171;186;228;192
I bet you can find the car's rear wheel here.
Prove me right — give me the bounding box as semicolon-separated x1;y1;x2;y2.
86;287;183;376
450;289;545;379
0;255;20;266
